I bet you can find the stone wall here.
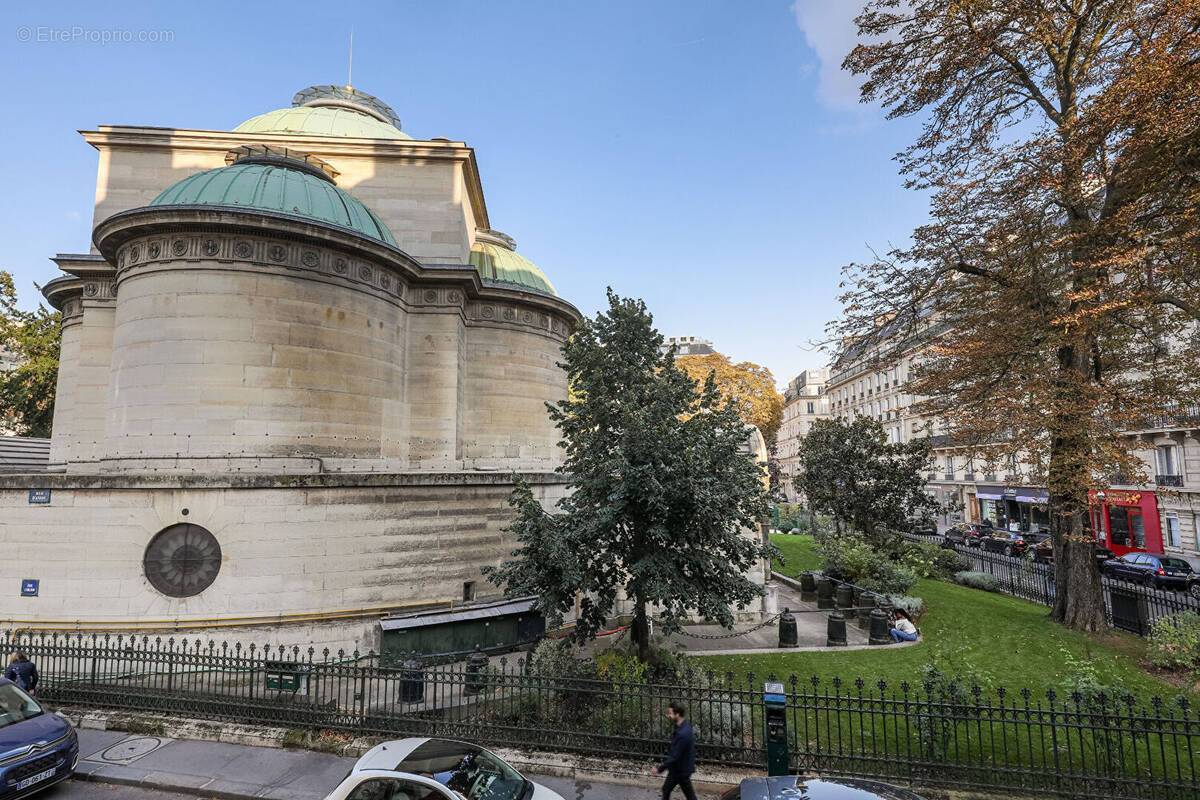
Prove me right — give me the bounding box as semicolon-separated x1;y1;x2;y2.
0;473;568;653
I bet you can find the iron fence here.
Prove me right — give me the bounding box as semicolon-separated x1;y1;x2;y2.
895;531;1200;635
4;631;1199;799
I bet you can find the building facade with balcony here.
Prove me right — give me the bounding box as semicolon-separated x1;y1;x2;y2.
776;368;829;502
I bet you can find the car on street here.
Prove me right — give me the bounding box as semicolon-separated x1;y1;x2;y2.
901;516;938;537
980;530;1029;557
1101;552;1195;591
941;523;990;548
322;737;564;800
1029;540;1115;567
721;775;927;800
0;677;79;798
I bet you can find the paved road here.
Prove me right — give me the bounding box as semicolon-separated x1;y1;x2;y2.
43;775;730;800
42;782;204;799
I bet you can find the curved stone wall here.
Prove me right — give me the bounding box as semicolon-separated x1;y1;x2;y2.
105;233;409;464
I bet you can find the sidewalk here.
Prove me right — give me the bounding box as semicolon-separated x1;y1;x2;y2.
72;727;737;799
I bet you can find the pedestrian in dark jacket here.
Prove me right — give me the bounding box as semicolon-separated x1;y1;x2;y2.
5;652;37;694
651;700;698;800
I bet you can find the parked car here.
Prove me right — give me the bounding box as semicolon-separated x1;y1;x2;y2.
1188;573;1200;601
322;737;565;800
722;776;927;800
0;677;79;798
901;516;938;537
1101;553;1195;590
1029;540;1115;567
981;530;1030;557
942;523;989;548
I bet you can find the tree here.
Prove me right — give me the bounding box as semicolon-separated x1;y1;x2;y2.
796;416;937;542
0;271;60;437
484;289;776;663
675;353;785;446
833;0;1200;631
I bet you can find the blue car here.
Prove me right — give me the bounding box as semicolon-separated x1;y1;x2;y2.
0;678;78;798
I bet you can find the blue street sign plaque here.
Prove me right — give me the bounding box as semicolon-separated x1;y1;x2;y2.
21;580;38;597
27;489;50;504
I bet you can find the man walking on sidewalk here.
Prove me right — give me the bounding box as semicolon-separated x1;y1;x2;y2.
651;700;698;800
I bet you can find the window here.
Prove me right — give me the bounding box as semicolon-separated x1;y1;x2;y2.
1167;513;1181;548
807;401;814;414
945;456;954;474
1108;506;1146;549
346;777;442;800
1157;445;1179;476
143;524;222;598
463;581;477;602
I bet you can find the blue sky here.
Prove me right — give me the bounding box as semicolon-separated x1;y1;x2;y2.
0;1;928;388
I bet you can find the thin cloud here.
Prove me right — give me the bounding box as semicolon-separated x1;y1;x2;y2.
791;1;870;111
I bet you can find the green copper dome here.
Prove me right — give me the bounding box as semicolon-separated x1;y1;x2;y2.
150;162;397;245
469;233;557;296
234;106;413;140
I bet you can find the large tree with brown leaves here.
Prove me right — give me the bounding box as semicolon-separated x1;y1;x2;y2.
834;1;1200;630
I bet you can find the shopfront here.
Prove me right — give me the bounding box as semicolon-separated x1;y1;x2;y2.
976;485;1051;535
1088;489;1163;556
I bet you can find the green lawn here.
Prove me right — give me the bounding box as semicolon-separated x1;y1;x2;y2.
695;534;1187;702
769;532;821;575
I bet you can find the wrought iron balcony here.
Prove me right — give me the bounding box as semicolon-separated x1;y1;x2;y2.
1156;474;1184;488
944;473;956;481
964;472;976;481
984;474;998;482
927;472;938;480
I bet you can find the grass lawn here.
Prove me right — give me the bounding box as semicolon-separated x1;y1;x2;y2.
694;534;1188;703
769;532;821;575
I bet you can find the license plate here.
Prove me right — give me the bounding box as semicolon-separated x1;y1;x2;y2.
16;767;55;790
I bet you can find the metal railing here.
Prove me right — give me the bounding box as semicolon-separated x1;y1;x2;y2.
3;630;1196;799
1156;474;1185;488
896;531;1200;633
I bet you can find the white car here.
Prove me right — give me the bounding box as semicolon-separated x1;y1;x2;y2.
323;737;565;800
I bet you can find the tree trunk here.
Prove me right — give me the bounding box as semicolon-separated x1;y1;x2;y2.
1048;344;1108;632
632;598;650;663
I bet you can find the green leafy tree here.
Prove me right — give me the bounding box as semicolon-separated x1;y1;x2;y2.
0;271;60;437
796;416;937;542
484;289;776;663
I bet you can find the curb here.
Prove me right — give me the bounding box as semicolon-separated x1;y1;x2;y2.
73;762;269;800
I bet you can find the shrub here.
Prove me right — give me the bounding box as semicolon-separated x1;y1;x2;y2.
1148;612;1200;673
954;571;999;592
777;520;795;533
932;547;972;577
819;535;918;596
888;595;925;618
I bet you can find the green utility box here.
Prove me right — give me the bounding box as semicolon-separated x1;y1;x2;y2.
380;596;545;665
264;661;309;694
764;681;789;776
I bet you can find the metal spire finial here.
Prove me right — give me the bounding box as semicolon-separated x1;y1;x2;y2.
347;27;354;89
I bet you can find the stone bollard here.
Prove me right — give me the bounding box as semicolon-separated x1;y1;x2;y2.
799;571;817;602
400;651;425;703
868;608;892;645
778;607;798;648
816;576;835;609
857;592;876;630
835;583;855;619
464;645;489;694
826;610;848;647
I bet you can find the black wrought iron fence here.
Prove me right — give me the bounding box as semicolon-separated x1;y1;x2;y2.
894;530;1200;635
4;631;1199;799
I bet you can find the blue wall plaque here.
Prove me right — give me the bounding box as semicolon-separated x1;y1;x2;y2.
27;489;51;504
21;580;38;597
